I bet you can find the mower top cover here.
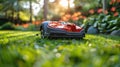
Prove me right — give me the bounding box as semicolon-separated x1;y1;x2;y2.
48;21;82;32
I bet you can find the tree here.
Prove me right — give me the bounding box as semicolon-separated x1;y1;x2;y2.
25;0;41;23
98;0;108;14
29;0;32;23
0;0;40;22
102;0;107;13
0;0;22;23
43;0;48;20
67;0;70;10
67;0;70;13
16;0;20;23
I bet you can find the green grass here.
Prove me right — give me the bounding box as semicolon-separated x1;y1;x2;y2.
0;31;120;67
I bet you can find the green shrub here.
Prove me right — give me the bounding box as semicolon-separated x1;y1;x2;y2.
15;23;37;31
84;14;120;34
0;18;9;26
0;22;15;30
27;23;36;31
15;26;26;31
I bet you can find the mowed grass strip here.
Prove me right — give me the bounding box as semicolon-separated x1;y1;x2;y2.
0;31;39;46
0;31;38;39
0;31;120;67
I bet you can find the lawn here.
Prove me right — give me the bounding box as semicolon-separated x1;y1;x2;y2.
0;31;120;67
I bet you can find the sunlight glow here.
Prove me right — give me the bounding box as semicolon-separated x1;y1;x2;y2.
60;0;68;8
49;0;55;2
59;0;74;8
22;0;44;16
32;3;40;15
23;0;74;16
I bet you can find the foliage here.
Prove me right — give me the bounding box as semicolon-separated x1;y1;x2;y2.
60;12;86;25
84;14;120;33
15;25;27;31
83;0;120;34
0;17;9;26
0;31;120;67
19;12;30;21
27;23;37;31
0;0;39;24
19;12;35;21
88;0;120;16
74;0;99;11
0;22;16;30
15;23;38;31
0;22;38;31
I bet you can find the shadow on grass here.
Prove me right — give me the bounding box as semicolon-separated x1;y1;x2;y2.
36;33;120;47
36;35;88;46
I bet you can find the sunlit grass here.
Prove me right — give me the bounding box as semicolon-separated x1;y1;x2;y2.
0;31;120;67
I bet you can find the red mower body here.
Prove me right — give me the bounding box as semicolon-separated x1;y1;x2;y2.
40;21;85;39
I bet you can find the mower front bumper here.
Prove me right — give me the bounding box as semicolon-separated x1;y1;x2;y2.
47;28;85;38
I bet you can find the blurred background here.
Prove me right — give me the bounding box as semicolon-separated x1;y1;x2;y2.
0;0;120;67
0;0;120;34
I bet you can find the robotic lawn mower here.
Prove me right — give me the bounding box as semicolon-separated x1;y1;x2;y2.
40;21;85;39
